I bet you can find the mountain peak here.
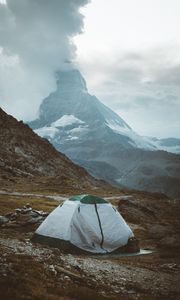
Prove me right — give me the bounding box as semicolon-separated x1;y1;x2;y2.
29;69;131;130
55;69;87;93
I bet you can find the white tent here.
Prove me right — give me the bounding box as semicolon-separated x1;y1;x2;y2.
32;194;134;254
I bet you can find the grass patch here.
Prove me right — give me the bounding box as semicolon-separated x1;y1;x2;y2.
0;194;59;215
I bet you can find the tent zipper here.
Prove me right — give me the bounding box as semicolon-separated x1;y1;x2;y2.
94;203;106;251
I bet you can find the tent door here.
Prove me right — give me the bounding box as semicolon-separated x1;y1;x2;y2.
70;204;107;253
94;203;107;252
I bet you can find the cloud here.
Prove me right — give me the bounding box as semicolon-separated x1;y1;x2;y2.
78;47;180;138
0;0;89;120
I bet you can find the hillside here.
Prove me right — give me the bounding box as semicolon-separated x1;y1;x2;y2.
0;108;105;193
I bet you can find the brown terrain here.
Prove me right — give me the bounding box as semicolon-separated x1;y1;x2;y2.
0;108;180;300
0;108;107;193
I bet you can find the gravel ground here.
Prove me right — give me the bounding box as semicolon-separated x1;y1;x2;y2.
0;235;180;300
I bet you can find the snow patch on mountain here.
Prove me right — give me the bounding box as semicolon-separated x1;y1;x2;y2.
66;136;79;141
106;119;156;150
128;135;157;150
69;126;89;134
34;114;88;140
35;126;59;139
146;138;180;154
51;115;84;128
106;119;129;133
155;145;180;154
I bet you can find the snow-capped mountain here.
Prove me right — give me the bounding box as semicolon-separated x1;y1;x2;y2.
147;137;180;154
29;69;180;197
30;69;156;150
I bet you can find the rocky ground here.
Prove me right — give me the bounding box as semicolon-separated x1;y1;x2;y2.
0;191;180;300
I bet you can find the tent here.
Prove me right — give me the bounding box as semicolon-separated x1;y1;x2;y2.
32;194;134;254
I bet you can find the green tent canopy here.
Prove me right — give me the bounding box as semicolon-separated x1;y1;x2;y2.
69;194;108;204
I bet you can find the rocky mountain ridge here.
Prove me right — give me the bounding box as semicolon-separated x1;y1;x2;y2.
0;107;104;192
28;69;180;198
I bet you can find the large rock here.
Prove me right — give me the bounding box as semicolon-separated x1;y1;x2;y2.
0;216;9;225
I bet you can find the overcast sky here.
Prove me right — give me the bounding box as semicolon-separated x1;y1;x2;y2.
74;0;180;138
0;0;180;138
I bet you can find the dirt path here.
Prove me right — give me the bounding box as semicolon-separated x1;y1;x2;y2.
0;190;68;202
0;190;130;202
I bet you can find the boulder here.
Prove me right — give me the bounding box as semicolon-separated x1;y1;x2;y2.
0;216;9;225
